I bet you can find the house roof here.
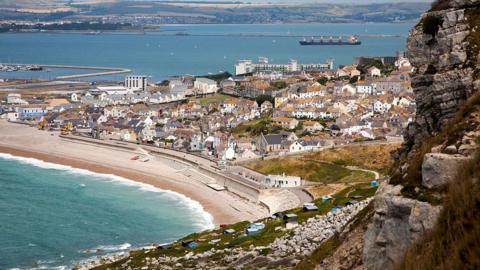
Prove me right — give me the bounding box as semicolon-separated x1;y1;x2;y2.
263;134;283;145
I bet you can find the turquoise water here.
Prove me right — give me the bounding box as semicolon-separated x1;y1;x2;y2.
0;153;213;270
0;23;413;81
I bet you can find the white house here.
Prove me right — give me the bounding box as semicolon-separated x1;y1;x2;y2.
341;84;356;96
264;173;301;188
7;93;28;105
367;66;381;77
372;100;392;113
194;78;218;94
356;83;375;95
96;86;132;95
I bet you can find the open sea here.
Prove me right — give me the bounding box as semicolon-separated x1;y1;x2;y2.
0;153;213;270
0;23;414;82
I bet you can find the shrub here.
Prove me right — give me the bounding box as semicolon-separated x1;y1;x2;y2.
422;15;443;37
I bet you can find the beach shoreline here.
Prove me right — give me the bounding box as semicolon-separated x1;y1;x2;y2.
0;120;268;226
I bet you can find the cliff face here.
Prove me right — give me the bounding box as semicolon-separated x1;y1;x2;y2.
404;0;479;150
362;1;480;269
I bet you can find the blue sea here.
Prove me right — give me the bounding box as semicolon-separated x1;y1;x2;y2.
0;153;213;270
0;23;414;82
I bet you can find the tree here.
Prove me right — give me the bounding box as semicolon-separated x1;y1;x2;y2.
255;94;275;107
272;80;287;89
349;76;359;84
317;76;328;85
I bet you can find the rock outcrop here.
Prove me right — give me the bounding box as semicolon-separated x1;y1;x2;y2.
363;184;441;270
363;1;480;269
421;153;471;188
404;0;479;150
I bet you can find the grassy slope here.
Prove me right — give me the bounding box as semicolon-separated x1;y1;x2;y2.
304;143;400;176
93;183;378;269
245;157;374;184
197;93;231;106
397;149;480;270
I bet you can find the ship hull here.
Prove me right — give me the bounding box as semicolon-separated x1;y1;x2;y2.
299;41;361;46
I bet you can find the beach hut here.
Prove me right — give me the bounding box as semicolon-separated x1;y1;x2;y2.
181;239;198;249
283;213;298;223
157;243;172;250
330;205;343;213
370;180;379;187
303;203;319;211
246;223;265;235
273;212;285;219
321;195;332;203
346;200;358;206
223;229;236;235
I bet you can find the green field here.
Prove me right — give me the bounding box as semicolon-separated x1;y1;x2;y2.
198;93;231;106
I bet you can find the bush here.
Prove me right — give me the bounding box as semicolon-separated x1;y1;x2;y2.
422;15;443;37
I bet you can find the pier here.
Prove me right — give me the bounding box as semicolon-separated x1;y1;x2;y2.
0;63;131;80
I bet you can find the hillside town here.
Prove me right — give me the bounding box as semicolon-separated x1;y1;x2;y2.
0;54;414;166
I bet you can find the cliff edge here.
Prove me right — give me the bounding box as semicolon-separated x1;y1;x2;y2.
362;1;480;269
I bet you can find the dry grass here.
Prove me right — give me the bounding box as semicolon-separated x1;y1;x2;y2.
305;183;346;200
245;157;374;184
397;150;480;270
304;143;400;176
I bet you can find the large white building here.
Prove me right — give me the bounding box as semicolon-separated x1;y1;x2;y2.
235;57;334;75
125;75;147;91
6;93;28;105
264;173;302;188
194;78;218;94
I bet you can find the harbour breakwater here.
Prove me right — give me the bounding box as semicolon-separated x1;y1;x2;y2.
0;63;131;79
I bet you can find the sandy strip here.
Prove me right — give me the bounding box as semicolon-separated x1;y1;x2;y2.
0;121;267;225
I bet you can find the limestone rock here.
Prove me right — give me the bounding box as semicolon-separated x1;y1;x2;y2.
422;153;470;188
363;184;441;270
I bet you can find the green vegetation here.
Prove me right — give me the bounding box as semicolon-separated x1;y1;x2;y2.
271;80;287;89
304;144;400;176
198;93;231;106
422;15;443;37
317;76;329;86
465;7;480;79
255;94;274;107
245;157;375;184
202;72;232;83
398;150;480;270
231;116;283;137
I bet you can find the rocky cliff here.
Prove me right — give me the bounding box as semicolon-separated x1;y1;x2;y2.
362;1;480;269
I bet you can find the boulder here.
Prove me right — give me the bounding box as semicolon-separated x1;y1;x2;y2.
363;184;441;270
422;153;470;188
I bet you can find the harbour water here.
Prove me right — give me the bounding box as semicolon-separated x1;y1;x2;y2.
0;23;414;82
0;153;213;270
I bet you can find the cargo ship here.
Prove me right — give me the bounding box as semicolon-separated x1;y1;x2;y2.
299;35;361;46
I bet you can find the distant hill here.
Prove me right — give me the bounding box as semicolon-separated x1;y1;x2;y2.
0;0;431;23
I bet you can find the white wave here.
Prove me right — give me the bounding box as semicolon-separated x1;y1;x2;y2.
0;153;214;230
83;243;131;254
